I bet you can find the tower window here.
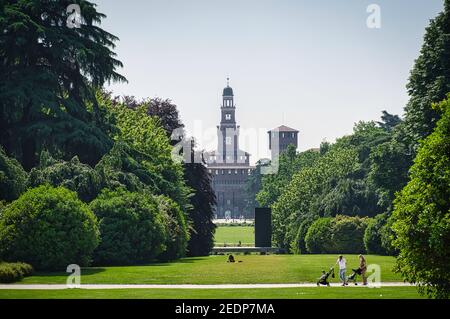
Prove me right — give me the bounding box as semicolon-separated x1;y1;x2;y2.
226;136;232;145
225;114;231;120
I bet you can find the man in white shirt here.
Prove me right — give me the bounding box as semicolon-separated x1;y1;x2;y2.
336;255;347;286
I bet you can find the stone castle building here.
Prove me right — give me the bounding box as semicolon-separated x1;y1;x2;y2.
206;80;299;219
205;80;254;219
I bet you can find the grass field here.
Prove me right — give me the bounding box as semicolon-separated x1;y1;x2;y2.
15;255;401;285
0;287;423;299
0;255;421;299
214;226;254;246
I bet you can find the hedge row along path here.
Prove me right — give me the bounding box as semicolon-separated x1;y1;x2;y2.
0;283;414;290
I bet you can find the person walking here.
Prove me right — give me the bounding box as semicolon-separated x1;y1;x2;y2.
359;254;368;285
336;255;347;286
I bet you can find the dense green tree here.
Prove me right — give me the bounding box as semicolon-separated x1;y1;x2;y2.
95;97;192;259
376;111;402;132
0;0;125;169
271;147;359;250
0;147;28;202
403;0;450;148
28;153;101;202
184;162;216;256
95;141;163;194
103;101;191;209
391;96;450;299
379;215;398;256
267;117;404;252
257;146;320;208
113;96;184;140
310;178;378;218
156;195;189;261
368;134;411;212
333;121;391;174
118;96;219;258
368;0;450;211
102;93;218;258
0;185;99;270
319;141;331;155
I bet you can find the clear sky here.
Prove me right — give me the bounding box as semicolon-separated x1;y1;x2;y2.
93;0;444;164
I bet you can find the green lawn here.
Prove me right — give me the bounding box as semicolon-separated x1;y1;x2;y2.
214;226;254;246
0;287;423;299
17;255;402;285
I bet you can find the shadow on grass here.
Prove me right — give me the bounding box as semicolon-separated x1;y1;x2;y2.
89;257;212;268
33;267;106;278
134;257;211;267
30;257;212;278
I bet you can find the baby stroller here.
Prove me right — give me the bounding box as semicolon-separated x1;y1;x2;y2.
317;267;335;286
346;268;362;285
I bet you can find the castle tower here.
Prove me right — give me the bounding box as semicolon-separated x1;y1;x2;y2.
206;78;254;219
268;125;299;160
217;78;239;163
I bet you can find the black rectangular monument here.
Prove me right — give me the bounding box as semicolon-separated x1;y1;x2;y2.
255;208;272;247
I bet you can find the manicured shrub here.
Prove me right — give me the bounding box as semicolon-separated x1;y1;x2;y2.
0;185;99;270
13;262;34;277
293;217;315;254
364;213;391;255
0;147;28;202
305;217;334;254
0;263;22;283
0;262;33;283
156;196;189;261
305;215;370;254
89;189;167;265
331;215;369;254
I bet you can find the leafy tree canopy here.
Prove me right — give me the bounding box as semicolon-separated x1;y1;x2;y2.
392;96;450;299
0;146;28;202
29;152;102;202
0;0;125;169
403;0;450;147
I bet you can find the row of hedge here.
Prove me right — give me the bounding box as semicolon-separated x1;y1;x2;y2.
295;215;394;255
0;262;33;283
0;185;188;270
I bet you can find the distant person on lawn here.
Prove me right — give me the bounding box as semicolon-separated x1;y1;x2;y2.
336;255;347;286
359;254;368;285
